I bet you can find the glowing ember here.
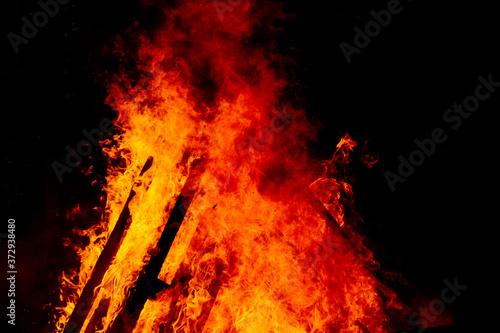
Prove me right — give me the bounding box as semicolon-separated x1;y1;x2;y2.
53;1;403;332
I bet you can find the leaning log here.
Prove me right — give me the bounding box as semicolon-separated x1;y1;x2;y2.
64;157;154;333
109;156;206;333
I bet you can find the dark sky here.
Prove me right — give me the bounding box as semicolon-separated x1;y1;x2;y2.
1;0;499;332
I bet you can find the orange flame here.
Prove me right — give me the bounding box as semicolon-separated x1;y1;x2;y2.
54;1;404;332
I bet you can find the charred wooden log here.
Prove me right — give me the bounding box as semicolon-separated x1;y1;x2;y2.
64;157;154;333
109;156;206;333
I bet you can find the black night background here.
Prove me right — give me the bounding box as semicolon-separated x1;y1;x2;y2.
1;0;499;332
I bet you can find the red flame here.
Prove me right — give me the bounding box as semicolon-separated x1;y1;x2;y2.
53;1;405;332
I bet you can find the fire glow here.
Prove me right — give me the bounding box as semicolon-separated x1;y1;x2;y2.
53;1;404;332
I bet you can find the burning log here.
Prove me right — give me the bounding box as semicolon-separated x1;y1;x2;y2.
83;298;110;333
109;157;207;333
66;153;209;333
65;157;154;333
